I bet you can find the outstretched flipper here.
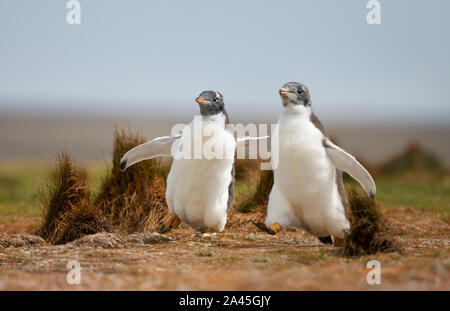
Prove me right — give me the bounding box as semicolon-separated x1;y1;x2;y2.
120;135;181;172
236;135;269;155
323;138;376;198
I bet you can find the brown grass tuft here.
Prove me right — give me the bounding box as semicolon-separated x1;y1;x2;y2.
380;142;443;174
94;128;168;232
341;189;401;257
237;169;273;213
36;152;105;245
234;159;258;181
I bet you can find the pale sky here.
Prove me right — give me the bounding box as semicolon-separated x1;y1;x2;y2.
0;0;449;125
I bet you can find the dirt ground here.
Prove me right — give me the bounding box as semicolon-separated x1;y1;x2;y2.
0;208;448;290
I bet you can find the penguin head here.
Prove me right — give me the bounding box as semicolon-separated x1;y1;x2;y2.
279;82;311;110
195;90;225;116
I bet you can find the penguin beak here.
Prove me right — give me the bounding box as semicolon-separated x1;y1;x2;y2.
279;89;292;96
196;97;207;104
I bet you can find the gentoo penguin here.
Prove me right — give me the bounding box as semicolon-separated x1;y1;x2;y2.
120;91;260;233
254;82;376;245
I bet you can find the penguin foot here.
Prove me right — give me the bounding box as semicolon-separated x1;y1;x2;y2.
158;213;181;233
195;231;217;238
252;220;282;235
332;236;344;247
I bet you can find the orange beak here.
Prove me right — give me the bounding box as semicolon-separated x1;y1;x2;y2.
279;89;292;96
196;97;207;103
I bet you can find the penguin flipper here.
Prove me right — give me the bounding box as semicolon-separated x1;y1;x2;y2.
120;134;181;171
236;135;269;154
323;138;376;198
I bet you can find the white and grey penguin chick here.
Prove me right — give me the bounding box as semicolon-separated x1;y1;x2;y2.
164;91;237;233
256;82;376;244
120;90;236;233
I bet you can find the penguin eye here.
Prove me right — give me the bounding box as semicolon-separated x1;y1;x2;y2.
297;89;304;95
213;98;218;102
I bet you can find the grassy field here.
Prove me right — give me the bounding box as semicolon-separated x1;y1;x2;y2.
0;162;105;218
0;162;449;290
1;163;448;225
349;173;450;221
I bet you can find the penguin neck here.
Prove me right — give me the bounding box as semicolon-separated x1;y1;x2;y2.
281;104;312;121
202;110;228;128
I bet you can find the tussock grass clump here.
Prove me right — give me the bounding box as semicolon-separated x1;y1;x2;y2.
380;142;442;174
252;169;274;207
341;189;401;257
36;152;105;245
94;128;168;232
237;169;273;213
234;159;258;181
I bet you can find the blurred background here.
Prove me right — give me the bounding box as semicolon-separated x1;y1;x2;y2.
0;0;449;165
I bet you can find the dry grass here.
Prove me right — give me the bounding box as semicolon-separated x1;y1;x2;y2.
0;233;46;248
70;232;173;249
35;129;170;245
35;152;105;245
234;159;258;181
2;205;448;290
94;128;168;233
341;189;402;257
237;169;273;214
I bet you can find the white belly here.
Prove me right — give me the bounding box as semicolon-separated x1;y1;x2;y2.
166;118;236;232
269;112;348;237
